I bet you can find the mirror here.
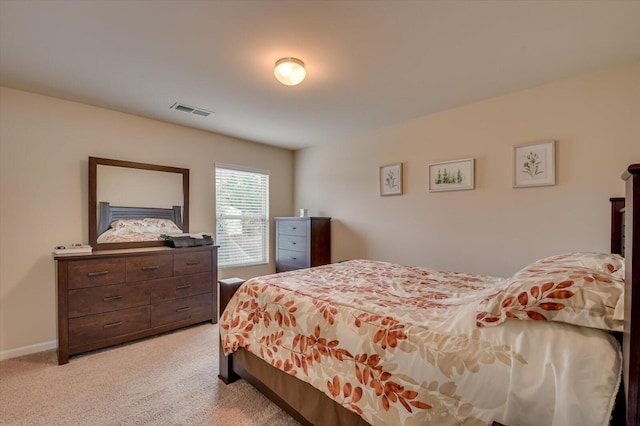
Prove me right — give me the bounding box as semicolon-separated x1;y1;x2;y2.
89;157;189;250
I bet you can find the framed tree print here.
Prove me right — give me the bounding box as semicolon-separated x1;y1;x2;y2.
429;158;475;192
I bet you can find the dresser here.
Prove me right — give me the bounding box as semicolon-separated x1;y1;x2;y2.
275;217;331;272
55;245;217;364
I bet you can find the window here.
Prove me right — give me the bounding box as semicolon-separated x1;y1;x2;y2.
215;165;269;268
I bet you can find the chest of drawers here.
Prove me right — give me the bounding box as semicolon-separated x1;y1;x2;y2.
275;217;331;272
55;246;217;364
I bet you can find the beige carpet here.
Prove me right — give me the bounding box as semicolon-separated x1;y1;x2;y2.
0;324;300;425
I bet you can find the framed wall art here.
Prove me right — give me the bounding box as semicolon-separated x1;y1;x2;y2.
429;158;474;192
379;163;403;196
513;140;556;188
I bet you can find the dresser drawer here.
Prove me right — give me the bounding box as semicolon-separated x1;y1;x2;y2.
149;272;212;303
68;282;150;318
150;294;212;327
174;251;211;276
278;220;307;236
67;258;126;289
278;235;307;251
68;306;150;347
277;248;309;270
126;254;173;282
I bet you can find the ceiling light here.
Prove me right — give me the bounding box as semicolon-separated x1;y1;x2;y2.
274;57;306;86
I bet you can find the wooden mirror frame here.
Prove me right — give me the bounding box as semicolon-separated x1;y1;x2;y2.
89;157;190;250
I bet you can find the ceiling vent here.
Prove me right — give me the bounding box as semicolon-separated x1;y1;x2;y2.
170;102;214;117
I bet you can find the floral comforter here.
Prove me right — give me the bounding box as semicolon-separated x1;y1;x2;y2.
219;260;620;425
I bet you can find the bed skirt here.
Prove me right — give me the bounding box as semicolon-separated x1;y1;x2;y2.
233;348;369;426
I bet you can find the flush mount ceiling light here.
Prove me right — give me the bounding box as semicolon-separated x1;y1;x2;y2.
274;57;306;86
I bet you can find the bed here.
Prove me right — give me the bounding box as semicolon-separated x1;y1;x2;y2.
218;164;640;425
96;201;183;243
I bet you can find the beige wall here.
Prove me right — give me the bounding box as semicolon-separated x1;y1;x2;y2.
0;87;294;359
1;62;638;359
295;62;640;277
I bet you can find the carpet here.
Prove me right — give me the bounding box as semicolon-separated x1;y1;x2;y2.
0;323;300;425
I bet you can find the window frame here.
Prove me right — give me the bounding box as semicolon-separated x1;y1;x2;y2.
215;163;270;269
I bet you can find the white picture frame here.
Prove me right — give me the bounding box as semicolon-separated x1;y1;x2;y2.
513;140;556;188
379;163;403;196
429;158;475;192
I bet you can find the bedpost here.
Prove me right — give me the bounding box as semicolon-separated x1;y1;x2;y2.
622;164;640;425
218;278;245;384
611;197;625;255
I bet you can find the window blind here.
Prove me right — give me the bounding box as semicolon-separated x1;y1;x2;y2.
215;166;269;268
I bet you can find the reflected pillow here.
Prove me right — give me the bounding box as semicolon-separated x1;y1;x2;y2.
143;218;182;234
110;219;147;233
109;218;181;234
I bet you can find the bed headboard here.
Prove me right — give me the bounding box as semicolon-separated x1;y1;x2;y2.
97;202;183;236
621;164;639;425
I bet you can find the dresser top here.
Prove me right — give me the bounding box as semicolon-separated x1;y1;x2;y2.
54;245;218;260
275;217;331;220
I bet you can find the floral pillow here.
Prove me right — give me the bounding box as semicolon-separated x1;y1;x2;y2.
525;252;624;280
476;264;624;331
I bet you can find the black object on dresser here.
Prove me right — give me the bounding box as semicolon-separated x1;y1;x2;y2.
55;245;218;364
275;217;331;272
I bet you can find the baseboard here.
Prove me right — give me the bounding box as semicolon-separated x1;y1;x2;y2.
0;340;57;361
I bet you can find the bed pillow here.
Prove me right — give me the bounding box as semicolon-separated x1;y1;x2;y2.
523;252;625;280
513;252;626;321
476;264;624;331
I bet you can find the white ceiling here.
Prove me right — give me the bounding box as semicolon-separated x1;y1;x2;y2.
1;1;639;150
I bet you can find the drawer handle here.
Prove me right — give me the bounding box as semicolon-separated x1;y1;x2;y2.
288;242;297;245
289;257;297;260
186;261;200;266
176;284;192;290
102;295;123;302
176;307;192;313
87;270;109;277
141;266;159;271
103;321;122;329
289;227;297;230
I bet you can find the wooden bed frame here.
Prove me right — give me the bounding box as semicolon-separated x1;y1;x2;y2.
622;164;640;425
97;201;183;236
219;164;640;425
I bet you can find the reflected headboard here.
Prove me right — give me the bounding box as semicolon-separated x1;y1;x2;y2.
97;202;183;236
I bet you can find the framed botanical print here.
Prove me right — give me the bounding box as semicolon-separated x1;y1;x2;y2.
513;140;556;188
380;163;403;196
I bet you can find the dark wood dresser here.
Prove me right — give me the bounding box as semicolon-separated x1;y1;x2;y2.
55;245;217;364
275;217;331;272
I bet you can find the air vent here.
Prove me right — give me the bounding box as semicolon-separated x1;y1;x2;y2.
170;102;214;117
